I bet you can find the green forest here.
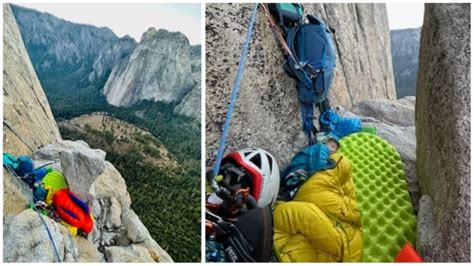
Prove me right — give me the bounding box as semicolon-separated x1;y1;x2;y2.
58;99;200;262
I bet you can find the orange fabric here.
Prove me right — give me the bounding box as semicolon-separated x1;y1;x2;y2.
394;243;423;262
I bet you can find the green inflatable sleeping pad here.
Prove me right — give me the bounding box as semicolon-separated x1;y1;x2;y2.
338;132;416;262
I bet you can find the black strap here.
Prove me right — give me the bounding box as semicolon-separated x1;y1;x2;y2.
277;4;284;28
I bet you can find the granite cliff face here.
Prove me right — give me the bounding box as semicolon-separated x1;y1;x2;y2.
416;3;470;262
3;4;172;262
390;28;421;98
174;45;201;119
88;36;137;84
103;28;195;107
206;3;396;164
3;4;61;156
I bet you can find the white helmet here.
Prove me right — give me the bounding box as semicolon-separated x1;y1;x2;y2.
221;148;280;207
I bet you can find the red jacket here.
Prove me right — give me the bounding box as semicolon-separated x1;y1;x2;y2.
53;189;93;233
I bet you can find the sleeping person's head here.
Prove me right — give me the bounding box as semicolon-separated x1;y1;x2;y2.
315;132;340;154
327;138;339;154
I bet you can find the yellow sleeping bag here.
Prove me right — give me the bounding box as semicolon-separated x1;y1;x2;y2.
273;153;363;262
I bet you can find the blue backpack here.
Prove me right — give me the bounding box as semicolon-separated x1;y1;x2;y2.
284;15;336;104
287;15;337;144
267;4;337;144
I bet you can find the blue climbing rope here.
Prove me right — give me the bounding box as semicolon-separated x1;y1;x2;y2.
32;203;62;262
212;3;259;177
4;165;62;262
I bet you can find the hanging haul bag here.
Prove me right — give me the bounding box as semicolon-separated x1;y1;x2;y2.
286;15;336;104
262;4;337;144
287;15;336;144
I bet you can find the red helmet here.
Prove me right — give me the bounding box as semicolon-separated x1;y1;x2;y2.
220;148;280;207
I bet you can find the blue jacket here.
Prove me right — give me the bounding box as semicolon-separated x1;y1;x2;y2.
282;144;335;178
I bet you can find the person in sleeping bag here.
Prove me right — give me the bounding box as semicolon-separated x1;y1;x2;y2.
279;132;341;201
273;152;362;262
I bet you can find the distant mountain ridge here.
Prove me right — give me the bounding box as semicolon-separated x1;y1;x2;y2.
11;4;136;90
11;4;200;119
390;28;421;98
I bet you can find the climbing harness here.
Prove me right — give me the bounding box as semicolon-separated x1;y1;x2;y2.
212;3;259;178
4;164;62;262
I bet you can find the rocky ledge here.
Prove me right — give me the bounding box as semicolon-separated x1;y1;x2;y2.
4;140;173;263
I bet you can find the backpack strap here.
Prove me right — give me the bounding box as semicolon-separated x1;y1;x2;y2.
276;4;284;28
300;102;315;145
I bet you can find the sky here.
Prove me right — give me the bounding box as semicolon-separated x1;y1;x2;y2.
19;3;202;45
18;3;422;44
386;3;424;30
